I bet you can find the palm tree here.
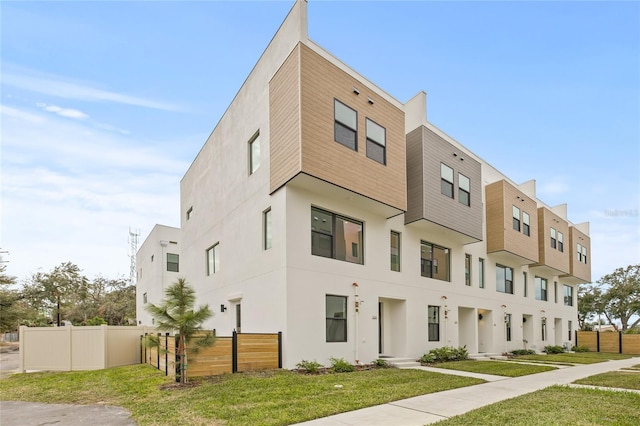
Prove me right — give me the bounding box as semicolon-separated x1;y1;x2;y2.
145;278;214;384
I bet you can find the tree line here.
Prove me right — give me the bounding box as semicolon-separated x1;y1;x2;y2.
0;261;136;332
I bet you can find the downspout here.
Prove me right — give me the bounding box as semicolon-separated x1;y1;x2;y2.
353;282;359;364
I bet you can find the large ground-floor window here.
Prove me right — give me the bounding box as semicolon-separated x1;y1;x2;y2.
428;305;440;341
326;295;347;342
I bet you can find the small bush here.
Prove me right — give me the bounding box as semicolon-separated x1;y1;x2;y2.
572;345;589;352
372;358;391;368
296;359;322;374
329;357;355;373
511;349;536;356
543;345;565;354
419;346;469;364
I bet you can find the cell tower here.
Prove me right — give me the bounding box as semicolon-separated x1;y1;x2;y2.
128;228;140;285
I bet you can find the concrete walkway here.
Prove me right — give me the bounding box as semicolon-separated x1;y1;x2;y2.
294;357;640;426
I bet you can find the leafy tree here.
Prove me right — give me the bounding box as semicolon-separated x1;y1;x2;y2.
577;284;605;330
98;277;136;325
596;264;640;331
145;278;214;384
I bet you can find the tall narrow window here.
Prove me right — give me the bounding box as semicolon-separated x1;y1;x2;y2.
186;207;193;221
458;174;470;206
550;228;557;249
577;243;583;263
311;207;363;264
420;241;450;282
564;284;573;306
512;206;521;231
505;313;512;341
167;253;179;272
523;272;528;297
496;264;514;294
206;243;220;276
366;118;386;165
143;292;147;304
249;132;260;174
390;231;400;272
568;320;573;341
554;281;558;303
326;295;347;342
235;303;242;333
558;232;564;252
465;254;471;286
582;246;588;264
535;276;548;301
541;317;547;341
522;212;530;236
334;100;357;150
428;305;440;341
478;258;485;288
263;208;272;250
440;163;454;198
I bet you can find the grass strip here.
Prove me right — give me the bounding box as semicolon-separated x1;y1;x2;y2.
574;371;640;390
431;360;556;377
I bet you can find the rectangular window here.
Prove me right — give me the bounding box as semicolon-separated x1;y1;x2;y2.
577;243;583;263
550;228;557;249
206;244;220;276
523;212;530;236
523;272;528;297
235;304;242;333
143;292;147;304
512;206;521;232
568;320;573;341
582;245;587;264
505;313;512;341
535;276;548;301
420;241;450;282
465;254;471;286
366;118;386;165
326;295;347;342
167;253;179;272
311;207;363;264
390;231;400;272
478;258;485;288
249;132;260;174
558;232;564;252
554;281;558;303
334;99;357;150
458;174;470;206
440;163;454;198
263;208;272;250
428;306;440;341
564;284;574;306
541;317;547;341
186;207;193;221
496;264;514;294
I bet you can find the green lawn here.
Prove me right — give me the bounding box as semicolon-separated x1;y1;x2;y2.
432;360;556;377
574;371;640;390
513;352;632;364
0;365;484;425
434;385;640;426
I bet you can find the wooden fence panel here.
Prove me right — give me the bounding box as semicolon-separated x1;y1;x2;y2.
599;333;620;353
622;334;640;355
188;337;233;377
576;331;598;351
237;334;280;372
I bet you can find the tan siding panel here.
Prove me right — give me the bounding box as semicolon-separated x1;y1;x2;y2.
622;334;640;355
536;208;570;274
599;333;620;353
568;227;591;282
576;331;598;352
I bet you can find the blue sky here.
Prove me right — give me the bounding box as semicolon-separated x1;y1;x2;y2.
1;1;638;284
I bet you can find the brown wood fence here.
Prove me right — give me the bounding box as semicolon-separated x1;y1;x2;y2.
141;331;282;380
575;331;640;355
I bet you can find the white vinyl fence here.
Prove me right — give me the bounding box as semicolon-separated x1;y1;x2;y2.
19;325;154;372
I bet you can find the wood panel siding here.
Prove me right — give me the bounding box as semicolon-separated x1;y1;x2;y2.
576;331;598;352
405;126;482;242
298;43;406;211
622;334;640;355
599;332;620;354
485;180;539;263
534;207;570;275
236;333;280;372
188;337;234;377
269;45;302;193
565;226;591;283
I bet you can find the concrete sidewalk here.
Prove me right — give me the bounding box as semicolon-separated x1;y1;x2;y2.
294;356;640;426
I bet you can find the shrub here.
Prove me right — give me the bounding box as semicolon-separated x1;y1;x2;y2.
329;357;355;373
372;358;391;368
511;349;536;356
572;345;589;352
419;346;468;364
296;359;322;374
543;345;565;354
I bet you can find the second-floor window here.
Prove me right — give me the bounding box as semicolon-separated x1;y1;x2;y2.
366;118;386;165
440;163;454;198
535;276;548;301
458;174;470;206
496;264;513;294
263;208;272;250
550;228;557;249
513;206;521;232
558;231;564;252
390;231;400;272
311;207;363;264
334;99;357;151
523;212;530;236
421;241;450;282
577;243;588;264
249;132;260;174
465;254;471;286
167;253;179;272
206;244;220;276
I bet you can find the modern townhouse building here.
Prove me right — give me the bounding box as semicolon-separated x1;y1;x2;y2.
136;0;591;369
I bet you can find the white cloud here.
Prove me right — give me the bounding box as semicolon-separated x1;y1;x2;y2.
3;66;182;112
36;102;89;119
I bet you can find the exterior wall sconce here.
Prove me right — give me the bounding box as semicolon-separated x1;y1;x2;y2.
478;314;483;320
220;304;227;313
